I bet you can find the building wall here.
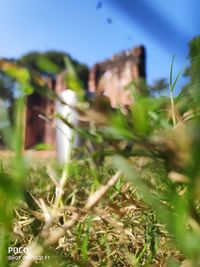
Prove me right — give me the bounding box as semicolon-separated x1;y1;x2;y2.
25;92;47;148
88;45;145;108
25;77;57;149
25;72;69;149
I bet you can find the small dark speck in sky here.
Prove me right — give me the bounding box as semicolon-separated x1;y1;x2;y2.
96;1;103;10
127;35;133;40
106;17;113;24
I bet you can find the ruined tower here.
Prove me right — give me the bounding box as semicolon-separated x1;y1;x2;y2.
88;45;145;107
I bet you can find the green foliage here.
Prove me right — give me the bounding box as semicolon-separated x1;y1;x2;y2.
0;96;27;266
150;78;169;93
18;51;66;74
1;37;200;266
0;70;15;100
185;36;200;82
32;143;54;151
36;56;60;74
18;50;89;88
1;61;33;96
63;56;85;100
179;36;200;104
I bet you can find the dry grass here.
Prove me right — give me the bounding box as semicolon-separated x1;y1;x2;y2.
0;156;183;267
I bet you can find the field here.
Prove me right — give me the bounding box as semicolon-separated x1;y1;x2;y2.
1;37;200;267
1;154;184;267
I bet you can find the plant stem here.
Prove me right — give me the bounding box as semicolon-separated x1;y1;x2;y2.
170;87;176;127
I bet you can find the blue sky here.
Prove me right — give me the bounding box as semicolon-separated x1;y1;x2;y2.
0;0;199;94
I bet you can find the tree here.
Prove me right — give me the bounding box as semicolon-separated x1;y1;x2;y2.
18;51;89;88
182;36;200;102
0;59;16;101
184;36;200;84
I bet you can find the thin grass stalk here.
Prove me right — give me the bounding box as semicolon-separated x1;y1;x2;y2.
169;56;176;127
170;87;176;127
53;132;75;210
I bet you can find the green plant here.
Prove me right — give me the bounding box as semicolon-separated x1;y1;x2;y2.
0;65;31;267
1;38;200;267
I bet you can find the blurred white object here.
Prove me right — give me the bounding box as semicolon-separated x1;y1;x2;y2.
56;90;79;163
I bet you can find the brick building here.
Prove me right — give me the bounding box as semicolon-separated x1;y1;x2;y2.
88;45;145;107
25;45;146;148
25;72;68;148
